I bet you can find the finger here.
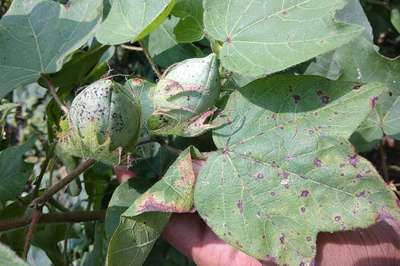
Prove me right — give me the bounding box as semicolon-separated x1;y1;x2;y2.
163;213;274;266
316;220;400;266
164;213;400;266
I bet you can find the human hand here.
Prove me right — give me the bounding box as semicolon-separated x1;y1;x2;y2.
163;213;400;266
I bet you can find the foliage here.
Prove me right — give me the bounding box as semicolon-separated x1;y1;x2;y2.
0;0;399;266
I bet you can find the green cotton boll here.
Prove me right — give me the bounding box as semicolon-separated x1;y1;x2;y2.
65;79;142;164
149;53;220;136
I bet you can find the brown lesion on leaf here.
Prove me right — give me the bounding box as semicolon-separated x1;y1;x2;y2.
235;241;244;249
352;83;362;90
356;190;367;197
136;193;186;213
175;153;196;188
254;172;265;180
279;234;285;245
316;90;331;104
292;94;301;104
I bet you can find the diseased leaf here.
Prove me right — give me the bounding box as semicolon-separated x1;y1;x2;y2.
0;242;27;266
96;0;176;45
307;37;400;151
194;75;400;265
0;139;35;203
0;0;103;98
107;147;202;266
126;146;202;216
203;0;363;77
172;0;204;43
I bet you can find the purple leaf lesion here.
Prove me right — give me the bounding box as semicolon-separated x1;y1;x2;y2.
236;200;244;214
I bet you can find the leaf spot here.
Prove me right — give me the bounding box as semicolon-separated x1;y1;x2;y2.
254;172;264;180
236;200;244;214
300;190;309;197
313;158;322;167
370;96;379;109
356;190;366;197
348;154;359;167
279;234;285;244
320;95;331;104
292;95;301;104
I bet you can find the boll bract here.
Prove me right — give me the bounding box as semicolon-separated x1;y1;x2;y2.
148;53;221;137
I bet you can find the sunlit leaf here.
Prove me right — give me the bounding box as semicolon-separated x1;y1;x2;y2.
96;0;176;45
194;75;400;265
203;0;363;77
0;0;103;98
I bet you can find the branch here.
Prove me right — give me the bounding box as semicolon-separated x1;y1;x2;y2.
0;211;106;232
32;159;95;208
42;74;69;114
121;44;143;51
23;209;42;258
33;143;56;198
139;41;162;79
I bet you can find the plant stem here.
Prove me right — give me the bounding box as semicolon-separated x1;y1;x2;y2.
121;44;143;51
23;209;42;258
33;143;56;198
139;41;162;79
42;74;69;114
63;224;71;266
32;159;95;208
0;211;106;232
379;139;389;181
